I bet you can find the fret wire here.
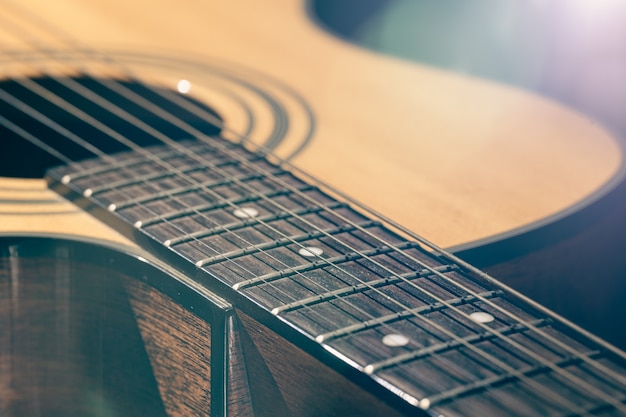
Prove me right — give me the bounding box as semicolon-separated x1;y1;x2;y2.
317;290;503;343
365;319;549;375
165;201;347;247
4;7;624;412
88;162;207;194
426;351;601;408
79;144;247;194
108;169;269;211
6;13;572;364
134;188;306;228
61;146;184;182
230;243;412;291
195;220;379;268
271;264;460;315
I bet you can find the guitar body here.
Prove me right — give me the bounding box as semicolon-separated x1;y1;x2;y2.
2;1;626;416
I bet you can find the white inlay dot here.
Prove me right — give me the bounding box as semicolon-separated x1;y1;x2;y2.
381;333;410;347
298;246;323;257
470;311;495;323
177;79;191;94
233;207;259;218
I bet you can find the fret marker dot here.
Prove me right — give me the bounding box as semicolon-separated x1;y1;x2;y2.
163;240;171;247
419;398;431;410
233;207;259;218
470;311;495;323
134;221;143;229
177;79;191;94
299;246;323;257
108;204;117;212
382;333;409;347
61;175;71;184
83;188;93;198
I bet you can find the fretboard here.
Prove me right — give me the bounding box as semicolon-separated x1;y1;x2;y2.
47;137;626;417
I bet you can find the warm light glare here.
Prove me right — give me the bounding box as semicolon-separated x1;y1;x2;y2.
177;79;191;94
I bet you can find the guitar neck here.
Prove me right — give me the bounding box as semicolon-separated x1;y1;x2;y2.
46;122;626;415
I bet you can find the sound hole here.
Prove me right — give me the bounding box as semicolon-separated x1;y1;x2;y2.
0;76;222;178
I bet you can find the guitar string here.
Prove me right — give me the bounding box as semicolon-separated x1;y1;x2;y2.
2;4;620;410
0;4;620;412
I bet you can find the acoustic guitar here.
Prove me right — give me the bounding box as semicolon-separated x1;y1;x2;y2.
1;0;625;415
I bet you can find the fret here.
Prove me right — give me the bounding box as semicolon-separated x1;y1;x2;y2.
85;152;258;197
67;155;194;194
58;146;180;182
164;202;347;247
54;139;217;182
226;242;416;291
92;161;280;209
347;298;541;365
270;264;459;315
88;163;207;196
434;360;626;417
373;321;626;416
363;318;549;375
315;289;504;343
194;220;379;268
426;351;602;408
131;188;306;229
109;171;269;211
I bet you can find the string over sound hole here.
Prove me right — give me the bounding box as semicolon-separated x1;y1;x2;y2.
0;75;221;178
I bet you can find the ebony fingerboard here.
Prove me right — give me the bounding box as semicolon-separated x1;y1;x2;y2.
47;137;626;417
